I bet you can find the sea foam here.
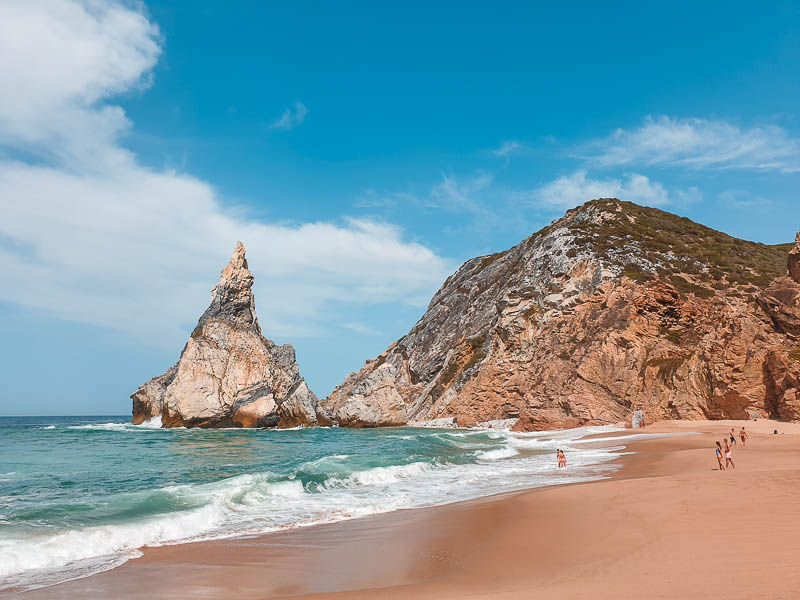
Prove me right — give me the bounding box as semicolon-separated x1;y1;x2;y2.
0;423;635;592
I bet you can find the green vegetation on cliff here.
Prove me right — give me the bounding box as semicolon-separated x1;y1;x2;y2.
568;199;790;292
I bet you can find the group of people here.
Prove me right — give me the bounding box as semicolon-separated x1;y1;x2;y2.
715;427;747;470
556;425;749;471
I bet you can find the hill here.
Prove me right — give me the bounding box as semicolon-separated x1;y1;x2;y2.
319;199;800;430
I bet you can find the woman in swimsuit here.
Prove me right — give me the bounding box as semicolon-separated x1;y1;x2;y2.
723;439;735;469
557;449;566;468
740;427;747;448
715;441;725;471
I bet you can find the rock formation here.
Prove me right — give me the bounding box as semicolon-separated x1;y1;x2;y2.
320;200;800;429
788;231;800;284
131;242;323;428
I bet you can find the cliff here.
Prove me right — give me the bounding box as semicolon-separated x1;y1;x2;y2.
319;199;800;430
131;242;322;428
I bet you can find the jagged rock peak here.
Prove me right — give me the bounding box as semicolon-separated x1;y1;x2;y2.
789;231;800;284
132;241;322;429
220;240;252;290
198;241;258;332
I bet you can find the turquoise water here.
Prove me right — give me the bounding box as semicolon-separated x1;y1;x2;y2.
0;416;624;591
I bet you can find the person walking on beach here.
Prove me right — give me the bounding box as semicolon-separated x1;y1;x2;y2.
723;439;735;469
715;441;726;471
740;427;748;448
730;428;737;447
557;449;566;468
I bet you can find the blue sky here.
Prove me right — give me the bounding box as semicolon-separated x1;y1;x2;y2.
1;1;799;415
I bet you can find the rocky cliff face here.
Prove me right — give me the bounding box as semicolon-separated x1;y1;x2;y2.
789;231;800;284
320;199;800;430
131;242;322;428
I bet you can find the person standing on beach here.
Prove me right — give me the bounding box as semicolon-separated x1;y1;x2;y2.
715;442;726;471
724;439;735;469
740;427;748;448
557;449;566;468
730;428;737;447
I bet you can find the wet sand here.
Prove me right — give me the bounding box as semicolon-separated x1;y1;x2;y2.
17;419;800;599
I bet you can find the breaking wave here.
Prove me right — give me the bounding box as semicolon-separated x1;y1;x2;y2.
0;419;635;591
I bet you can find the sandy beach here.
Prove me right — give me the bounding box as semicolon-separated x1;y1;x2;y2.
16;419;800;600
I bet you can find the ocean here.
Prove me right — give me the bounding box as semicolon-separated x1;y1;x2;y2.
0;416;628;592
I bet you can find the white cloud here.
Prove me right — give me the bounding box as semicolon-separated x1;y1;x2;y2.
0;1;452;348
492;140;522;157
0;0;160;170
354;188;400;208
339;322;380;336
270;101;308;130
718;190;772;208
0;163;452;342
429;172;494;215
579;116;800;173
525;170;679;209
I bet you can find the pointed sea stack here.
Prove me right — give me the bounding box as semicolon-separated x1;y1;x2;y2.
131;242;322;428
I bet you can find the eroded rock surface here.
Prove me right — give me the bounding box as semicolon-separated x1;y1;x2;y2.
131;242;321;428
789;232;800;284
320;200;800;430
